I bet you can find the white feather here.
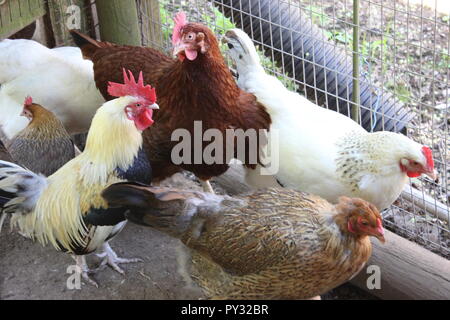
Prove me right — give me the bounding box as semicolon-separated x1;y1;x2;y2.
0;39;105;139
225;29;424;210
0;160;48;214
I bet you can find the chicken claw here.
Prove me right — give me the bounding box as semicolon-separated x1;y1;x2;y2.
96;242;142;274
72;255;98;288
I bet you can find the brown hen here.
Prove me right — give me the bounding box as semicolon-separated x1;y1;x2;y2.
4;97;75;176
70;13;270;191
102;184;385;299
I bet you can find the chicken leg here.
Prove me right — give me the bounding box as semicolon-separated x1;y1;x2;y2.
96;242;142;274
72;255;98;287
200;179;215;194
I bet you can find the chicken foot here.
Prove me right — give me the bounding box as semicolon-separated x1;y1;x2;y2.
96;242;142;274
72;255;99;288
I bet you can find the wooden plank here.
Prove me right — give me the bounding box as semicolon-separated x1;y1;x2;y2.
95;0;141;45
47;0;89;46
0;0;45;39
137;0;163;49
350;229;450;300
401;184;449;223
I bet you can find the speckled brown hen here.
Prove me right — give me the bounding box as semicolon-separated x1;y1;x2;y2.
102;184;385;299
70;12;271;192
0;141;12;162
4;97;75;176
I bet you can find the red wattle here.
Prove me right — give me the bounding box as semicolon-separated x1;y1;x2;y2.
135;109;154;131
348;221;356;233
406;171;421;178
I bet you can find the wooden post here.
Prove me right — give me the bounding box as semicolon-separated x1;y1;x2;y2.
351;0;361;124
350;229;450;300
47;0;90;46
137;0;163;49
95;0;141;45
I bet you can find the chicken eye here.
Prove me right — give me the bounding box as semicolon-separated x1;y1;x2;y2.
186;34;194;40
361;221;369;226
135;103;142;107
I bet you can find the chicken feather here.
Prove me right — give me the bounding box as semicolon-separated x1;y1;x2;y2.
70;18;271;186
224;28;436;210
102;184;384;299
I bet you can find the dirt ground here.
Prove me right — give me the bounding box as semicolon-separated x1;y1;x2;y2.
0;218;375;300
0;173;376;300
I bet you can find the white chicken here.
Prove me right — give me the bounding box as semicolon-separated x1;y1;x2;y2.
223;28;437;211
0;39;104;140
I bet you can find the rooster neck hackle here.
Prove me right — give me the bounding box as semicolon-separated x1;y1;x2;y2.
13;97;143;252
79;97;143;185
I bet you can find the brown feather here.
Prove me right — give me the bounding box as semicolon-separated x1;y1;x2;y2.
101;185;382;299
71;24;271;182
6;103;75;176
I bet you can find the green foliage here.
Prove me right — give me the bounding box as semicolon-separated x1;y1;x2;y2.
438;50;450;69
304;5;329;26
387;81;411;103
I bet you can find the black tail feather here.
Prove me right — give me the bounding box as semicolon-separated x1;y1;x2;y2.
0;191;12;207
69;29;114;60
69;29;94;49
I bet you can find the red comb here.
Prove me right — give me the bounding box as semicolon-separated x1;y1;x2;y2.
24;96;33;106
422;146;434;170
172;12;187;45
107;69;157;104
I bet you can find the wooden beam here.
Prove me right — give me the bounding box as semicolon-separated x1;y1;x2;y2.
95;0;141;45
350;229;450;300
0;0;45;39
401;184;449;223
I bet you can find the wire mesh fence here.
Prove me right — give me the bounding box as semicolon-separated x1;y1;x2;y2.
2;0;449;258
137;0;450;259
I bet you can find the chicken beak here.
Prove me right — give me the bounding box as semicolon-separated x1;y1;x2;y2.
375;234;386;244
425;169;438;182
172;42;185;57
373;220;385;244
149;103;159;110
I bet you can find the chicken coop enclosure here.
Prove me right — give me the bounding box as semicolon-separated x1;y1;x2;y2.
0;0;449;296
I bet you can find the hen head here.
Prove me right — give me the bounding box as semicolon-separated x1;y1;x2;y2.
21;96;34;121
20;96;57;126
336;197;385;243
172;12;219;61
107;69;159;131
399;145;436;180
222;28;261;67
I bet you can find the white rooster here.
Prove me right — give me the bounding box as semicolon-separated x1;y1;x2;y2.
0;39;104;140
222;28;437;211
